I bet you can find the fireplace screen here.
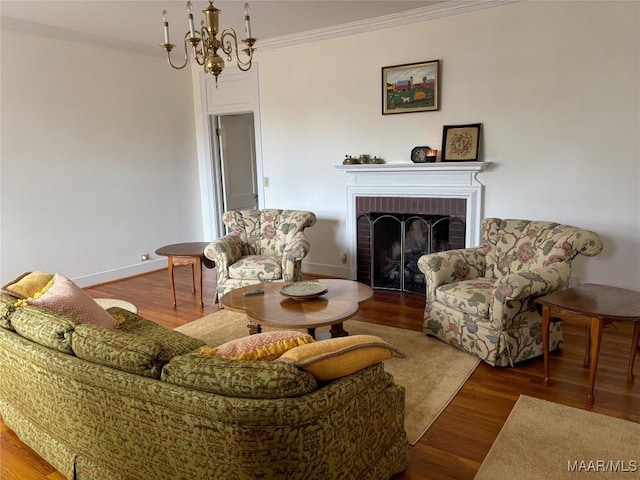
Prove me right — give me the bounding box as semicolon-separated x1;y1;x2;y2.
358;213;465;294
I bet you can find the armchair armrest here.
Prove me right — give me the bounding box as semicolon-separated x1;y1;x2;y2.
281;231;311;281
493;261;571;303
204;235;244;281
417;248;486;301
490;262;571;331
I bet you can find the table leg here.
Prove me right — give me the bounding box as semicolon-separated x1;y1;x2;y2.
197;257;204;308
542;305;551;386
190;263;196;294
627;321;640;382
587;317;604;405
584;326;591;367
330;323;349;338
247;322;262;335
307;327;316;339
168;257;177;308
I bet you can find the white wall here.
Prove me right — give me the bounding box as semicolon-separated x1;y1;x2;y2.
255;1;640;289
1;29;202;286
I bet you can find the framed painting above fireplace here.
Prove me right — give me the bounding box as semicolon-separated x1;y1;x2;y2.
382;59;440;115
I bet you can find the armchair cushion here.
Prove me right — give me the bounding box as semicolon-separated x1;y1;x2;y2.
228;255;282;280
436;278;495;318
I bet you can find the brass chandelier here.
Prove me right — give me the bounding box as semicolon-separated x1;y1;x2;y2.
160;1;256;83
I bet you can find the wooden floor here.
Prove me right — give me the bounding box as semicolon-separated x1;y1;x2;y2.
2;268;639;480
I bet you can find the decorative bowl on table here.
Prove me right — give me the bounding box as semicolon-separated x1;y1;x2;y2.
280;281;328;300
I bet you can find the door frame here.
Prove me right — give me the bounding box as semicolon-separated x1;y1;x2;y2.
194;64;264;240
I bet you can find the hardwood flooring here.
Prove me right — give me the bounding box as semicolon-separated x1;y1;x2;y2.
1;268;639;479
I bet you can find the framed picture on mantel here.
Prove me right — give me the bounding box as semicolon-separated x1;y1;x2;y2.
441;123;481;162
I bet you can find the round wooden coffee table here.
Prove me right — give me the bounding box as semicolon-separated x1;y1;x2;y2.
155;242;216;308
219;279;373;339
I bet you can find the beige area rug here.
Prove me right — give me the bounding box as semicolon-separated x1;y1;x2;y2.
175;309;480;445
475;395;640;479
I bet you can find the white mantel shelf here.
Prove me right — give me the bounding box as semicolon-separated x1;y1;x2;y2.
335;161;488;174
337;161;488;280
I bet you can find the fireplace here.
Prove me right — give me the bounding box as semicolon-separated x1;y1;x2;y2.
336;162;487;292
357;197;466;294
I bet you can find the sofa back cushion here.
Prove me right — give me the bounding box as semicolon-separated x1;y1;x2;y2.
71;311;205;378
482;218;603;279
10;305;76;353
222;209;316;257
161;350;317;399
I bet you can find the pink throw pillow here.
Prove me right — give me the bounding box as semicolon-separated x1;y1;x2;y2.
28;273;117;328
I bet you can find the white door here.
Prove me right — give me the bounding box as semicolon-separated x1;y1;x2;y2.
216;113;259;213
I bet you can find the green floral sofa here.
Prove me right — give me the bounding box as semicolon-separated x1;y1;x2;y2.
0;298;408;479
417;218;603;367
205;209;316;302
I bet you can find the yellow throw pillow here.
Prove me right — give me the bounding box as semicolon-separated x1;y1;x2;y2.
2;271;54;300
277;335;406;381
200;330;315;361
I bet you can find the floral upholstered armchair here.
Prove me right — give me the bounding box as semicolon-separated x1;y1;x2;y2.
417;218;603;367
205;209;316;302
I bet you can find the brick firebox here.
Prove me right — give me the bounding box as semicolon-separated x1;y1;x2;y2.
356;196;466;294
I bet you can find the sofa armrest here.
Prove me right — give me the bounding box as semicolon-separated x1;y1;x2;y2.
204;235;244;281
493;261;571;303
281;231;311;281
418;248;486;301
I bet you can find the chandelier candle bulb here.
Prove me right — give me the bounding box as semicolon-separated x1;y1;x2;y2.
244;3;252;39
187;1;196;38
162;10;170;44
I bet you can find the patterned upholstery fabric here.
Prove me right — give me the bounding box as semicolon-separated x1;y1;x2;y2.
0;293;16;330
418;218;603;367
162;350;318;398
10;305;77;354
205;209;317;302
0;305;409;479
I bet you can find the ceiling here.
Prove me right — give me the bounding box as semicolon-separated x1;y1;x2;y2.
0;1;445;51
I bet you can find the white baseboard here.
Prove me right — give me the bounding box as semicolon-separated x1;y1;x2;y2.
72;259;166;288
302;262;351;279
74;259;350;288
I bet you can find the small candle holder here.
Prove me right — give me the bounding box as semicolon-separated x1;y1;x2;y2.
411;146;437;163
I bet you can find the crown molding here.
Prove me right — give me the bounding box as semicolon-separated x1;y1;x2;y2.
1;1;518;58
0;16;164;58
258;0;519;51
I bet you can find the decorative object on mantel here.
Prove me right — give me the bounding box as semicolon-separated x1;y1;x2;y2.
411;146;438;163
159;1;257;84
343;155;384;165
441;123;481;162
382;59;440;115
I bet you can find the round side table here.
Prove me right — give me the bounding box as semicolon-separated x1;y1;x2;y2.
155;242;216;308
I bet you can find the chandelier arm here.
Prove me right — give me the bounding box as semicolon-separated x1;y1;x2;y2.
165;47;189;70
219;28;254;68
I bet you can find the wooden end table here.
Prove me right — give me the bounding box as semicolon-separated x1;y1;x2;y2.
537;283;640;405
219;279;374;339
155;242;216;308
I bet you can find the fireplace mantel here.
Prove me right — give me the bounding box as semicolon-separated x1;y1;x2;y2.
336;162;488;280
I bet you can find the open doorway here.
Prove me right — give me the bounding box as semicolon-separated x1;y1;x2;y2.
211;112;259;234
